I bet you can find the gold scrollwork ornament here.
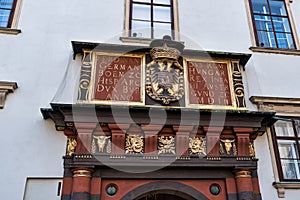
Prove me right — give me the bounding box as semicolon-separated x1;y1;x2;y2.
67;138;77;156
249;141;255;157
125;135;144;154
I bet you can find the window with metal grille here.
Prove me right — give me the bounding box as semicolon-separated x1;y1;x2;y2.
0;0;17;28
129;0;174;39
249;0;296;49
272;118;300;180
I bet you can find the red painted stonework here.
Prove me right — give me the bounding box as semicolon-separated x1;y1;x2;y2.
100;179;227;200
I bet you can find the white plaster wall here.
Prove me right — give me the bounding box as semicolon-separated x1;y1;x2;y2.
0;0;124;199
255;134;280;200
246;53;300;98
178;0;252;52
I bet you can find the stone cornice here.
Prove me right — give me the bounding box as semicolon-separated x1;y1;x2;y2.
0;28;21;35
0;81;18;109
250;96;300;116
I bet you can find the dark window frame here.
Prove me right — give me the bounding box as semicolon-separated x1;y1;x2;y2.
0;0;18;28
272;117;300;181
129;0;174;39
248;0;296;49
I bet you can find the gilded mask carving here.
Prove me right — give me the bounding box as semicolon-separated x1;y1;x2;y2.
125;135;144;154
158;135;176;155
189;137;206;155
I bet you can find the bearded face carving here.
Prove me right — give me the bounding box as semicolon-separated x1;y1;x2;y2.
189;137;206;155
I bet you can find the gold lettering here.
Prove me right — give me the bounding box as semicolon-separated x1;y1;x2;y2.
208;97;214;104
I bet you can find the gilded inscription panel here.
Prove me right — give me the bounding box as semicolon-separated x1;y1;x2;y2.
186;60;234;108
91;53;144;104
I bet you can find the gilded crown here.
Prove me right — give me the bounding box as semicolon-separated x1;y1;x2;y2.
150;46;181;60
149;35;184;60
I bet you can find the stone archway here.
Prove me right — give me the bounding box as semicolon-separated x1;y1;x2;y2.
120;182;209;200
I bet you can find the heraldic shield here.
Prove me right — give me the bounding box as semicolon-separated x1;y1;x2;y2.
146;36;185;105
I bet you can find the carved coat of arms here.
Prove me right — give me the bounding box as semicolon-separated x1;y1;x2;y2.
146;36;185;104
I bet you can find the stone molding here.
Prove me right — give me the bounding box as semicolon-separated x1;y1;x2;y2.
273;182;300;198
0;28;21;35
250;96;300;116
0;81;18;109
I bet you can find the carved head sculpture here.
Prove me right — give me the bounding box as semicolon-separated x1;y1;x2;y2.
126;135;143;153
93;136;111;152
158;136;176;155
189;137;204;154
220;139;235;155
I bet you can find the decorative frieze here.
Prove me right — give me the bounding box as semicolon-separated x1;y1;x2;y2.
75;40;249;110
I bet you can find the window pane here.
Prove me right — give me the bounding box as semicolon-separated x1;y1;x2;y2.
251;0;269;14
272;16;291;32
131;20;151;38
295;120;300;137
269;0;287;16
0;0;14;9
133;0;151;3
276;32;295;49
257;31;276;48
132;4;151;20
153;6;171;22
153;22;171;38
277;140;298;158
254;15;272;31
153;0;170;5
274;121;294;136
281;159;300;179
0;9;9;27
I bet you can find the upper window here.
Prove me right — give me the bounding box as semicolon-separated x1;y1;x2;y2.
129;0;174;39
249;0;296;49
272;119;300;181
0;0;17;28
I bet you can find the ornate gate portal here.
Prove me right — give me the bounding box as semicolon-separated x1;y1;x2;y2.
42;37;275;200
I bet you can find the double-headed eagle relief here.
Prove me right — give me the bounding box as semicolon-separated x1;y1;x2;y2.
146;36;185;105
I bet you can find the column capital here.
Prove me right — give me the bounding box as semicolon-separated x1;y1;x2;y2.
235;169;252;178
72;168;94;178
